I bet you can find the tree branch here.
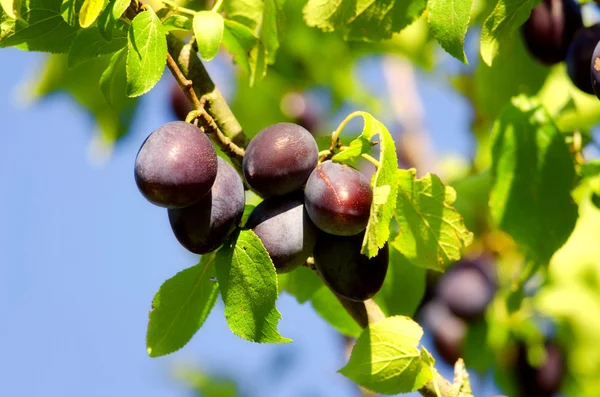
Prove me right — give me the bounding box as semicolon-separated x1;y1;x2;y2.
166;34;248;149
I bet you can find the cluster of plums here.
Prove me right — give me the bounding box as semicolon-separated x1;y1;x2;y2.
134;120;388;302
521;0;600;98
419;257;565;397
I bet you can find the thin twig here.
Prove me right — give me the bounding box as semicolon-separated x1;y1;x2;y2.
166;52;202;109
196;110;245;158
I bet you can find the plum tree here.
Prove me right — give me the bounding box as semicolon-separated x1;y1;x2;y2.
243;123;318;197
515;342;565;397
313;232;388;301
566;24;600;94
521;0;582;65
134;121;217;208
304;161;372;236
435;258;496;321
245;194;317;273
168;158;245;254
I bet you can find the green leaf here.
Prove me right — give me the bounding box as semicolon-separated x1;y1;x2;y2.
480;0;541;66
579;160;600;179
470;33;550;129
214;229;291;343
393;169;474;272
311;285;362;337
538;65;600;132
462;320;493;372
193;11;224;61
1;0;18;19
278;266;322;304
339;316;432;394
332;112;399;258
428;0;473;64
331;135;371;164
146;255;219;357
162;14;192;32
61;0;83;26
68;26;127;68
1;0;79;53
99;48;126;105
97;0;129;40
222;19;257;75
303;0;427;42
248;39;267;86
490;95;578;264
224;0;282;79
111;0;128;18
302;0;355;32
260;0;280;63
79;0;105;27
126;8;167;97
374;245;425;318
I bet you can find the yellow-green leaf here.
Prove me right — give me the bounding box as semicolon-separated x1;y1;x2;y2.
193;11;224;61
79;0;105;27
393;169;473;271
340;316;432;394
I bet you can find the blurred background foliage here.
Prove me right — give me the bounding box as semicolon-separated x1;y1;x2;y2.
9;0;600;396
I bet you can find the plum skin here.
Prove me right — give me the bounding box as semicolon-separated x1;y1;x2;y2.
515;342;565;397
313;232;388;302
245;194;317;273
435;258;496;321
521;0;583;65
168;158;245;254
135;121;217;208
591;40;600;99
304;160;373;236
566;24;600;94
243;123;318;197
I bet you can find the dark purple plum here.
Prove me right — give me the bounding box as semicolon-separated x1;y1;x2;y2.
591;40;600;99
566;24;600;94
170;83;193;121
135;121;217;208
313;232;388;302
436;258;496;321
243;123;318;197
168;158;245;254
521;0;583;65
515;341;565;397
246;194;317;273
304;160;372;236
421;300;467;365
281;92;321;133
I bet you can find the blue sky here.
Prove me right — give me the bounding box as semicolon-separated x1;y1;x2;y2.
0;47;502;397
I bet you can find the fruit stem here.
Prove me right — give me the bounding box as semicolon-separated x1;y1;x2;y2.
211;0;224;12
329;110;363;153
161;0;197;16
360;153;380;168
